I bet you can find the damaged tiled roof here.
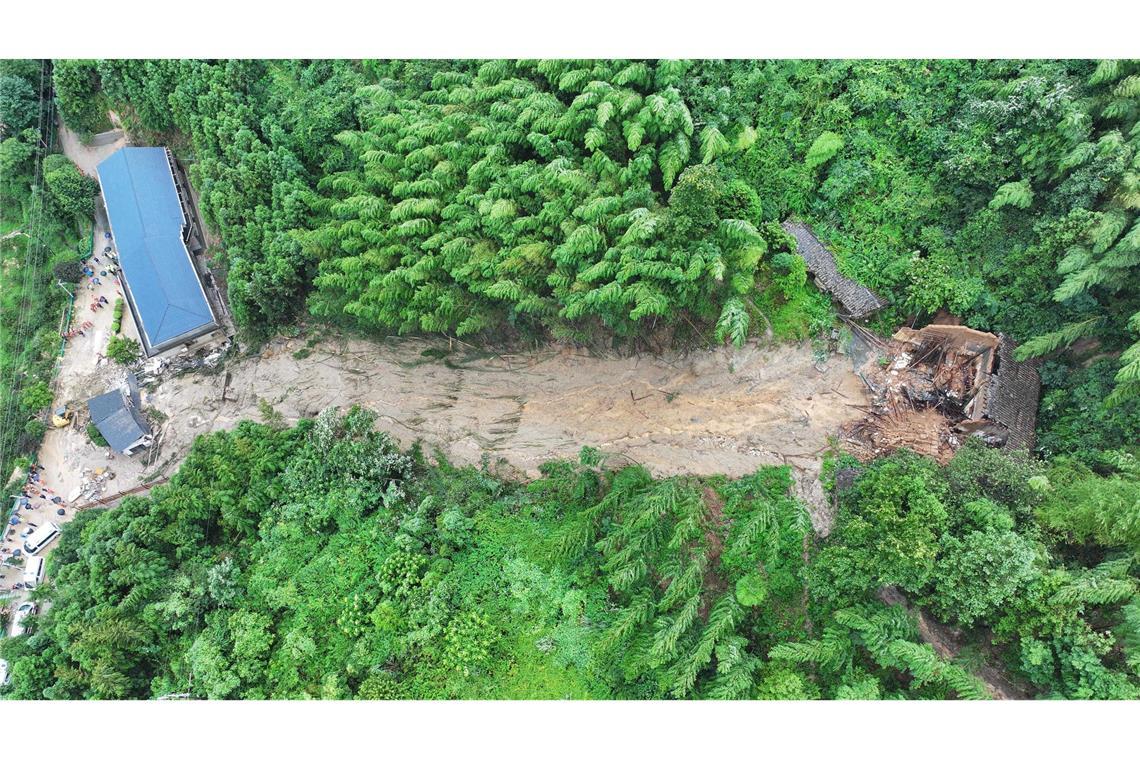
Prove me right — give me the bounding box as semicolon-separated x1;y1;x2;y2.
781;219;887;320
87;388;150;453
987;336;1041;451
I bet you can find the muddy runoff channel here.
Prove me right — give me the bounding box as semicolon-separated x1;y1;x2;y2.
146;334;870;532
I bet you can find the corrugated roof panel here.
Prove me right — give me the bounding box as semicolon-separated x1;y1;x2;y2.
96;147;217;353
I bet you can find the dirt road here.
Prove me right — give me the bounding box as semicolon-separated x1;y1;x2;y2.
56;124;126;177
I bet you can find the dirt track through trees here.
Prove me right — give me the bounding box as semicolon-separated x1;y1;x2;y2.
138;333;869;527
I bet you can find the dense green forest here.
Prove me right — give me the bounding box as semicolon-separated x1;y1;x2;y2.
37;59;1140;400
2;409;1136;699
1;59;1138;700
0;59;95;482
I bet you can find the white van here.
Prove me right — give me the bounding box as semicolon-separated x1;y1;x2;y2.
22;522;60;555
23;556;45;589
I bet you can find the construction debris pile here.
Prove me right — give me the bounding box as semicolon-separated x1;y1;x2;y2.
66;466;117;504
841;325;1040;464
136;340;231;385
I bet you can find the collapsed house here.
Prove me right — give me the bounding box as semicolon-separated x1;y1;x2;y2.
782;219;887;320
841;325;1041;464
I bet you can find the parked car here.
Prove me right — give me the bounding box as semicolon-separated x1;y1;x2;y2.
11;601;37;636
23;556;45;589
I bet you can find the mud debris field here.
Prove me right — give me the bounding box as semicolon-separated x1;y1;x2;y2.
139;335;868;527
41;119;869;531
36;328;872;534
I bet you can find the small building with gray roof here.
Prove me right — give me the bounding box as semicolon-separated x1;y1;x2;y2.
87;380;151;455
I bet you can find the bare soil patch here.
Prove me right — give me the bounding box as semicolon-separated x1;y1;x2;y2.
56;123;126;177
141;334;868;494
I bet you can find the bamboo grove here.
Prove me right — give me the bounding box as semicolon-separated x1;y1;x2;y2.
3;412;1136;699
34;58;1138;403
305;60;767;343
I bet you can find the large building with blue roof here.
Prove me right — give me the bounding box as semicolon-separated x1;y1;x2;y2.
96;146;219;356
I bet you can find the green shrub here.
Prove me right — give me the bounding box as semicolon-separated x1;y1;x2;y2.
110;298;124;333
43;154;98;220
805;131;845;170
356;672;402;700
0;73;39;137
87;421;108;447
1036;358;1140;463
829;454;950;595
735;573;770;607
441;610;496;677
51;59;108;135
19;381;53;412
106;335;139;365
932;528;1038;626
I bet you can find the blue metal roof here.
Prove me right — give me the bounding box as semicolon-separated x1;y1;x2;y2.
96;147;216;354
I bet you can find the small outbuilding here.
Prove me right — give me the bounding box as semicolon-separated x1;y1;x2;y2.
87;382;151;455
781;219;887;320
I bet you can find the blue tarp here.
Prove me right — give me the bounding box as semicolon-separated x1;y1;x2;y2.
96;147;216;354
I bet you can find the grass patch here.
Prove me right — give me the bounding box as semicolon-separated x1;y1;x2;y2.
753;272;836;341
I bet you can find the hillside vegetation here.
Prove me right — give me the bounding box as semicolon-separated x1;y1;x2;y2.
41;59;1140;402
0;60;95;483
2;410;1136;699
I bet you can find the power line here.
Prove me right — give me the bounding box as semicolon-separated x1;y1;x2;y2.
0;59;49;464
0;60;58;476
0;61;50;422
